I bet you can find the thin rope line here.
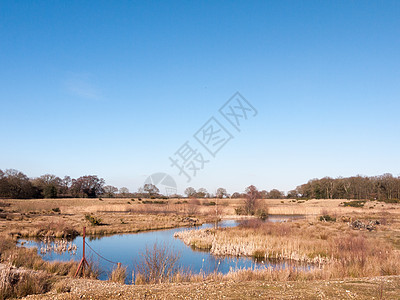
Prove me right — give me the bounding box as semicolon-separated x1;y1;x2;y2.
85;241;119;265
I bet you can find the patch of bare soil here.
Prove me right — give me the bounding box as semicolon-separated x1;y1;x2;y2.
23;276;400;300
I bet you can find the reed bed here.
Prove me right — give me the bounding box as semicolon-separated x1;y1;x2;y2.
175;217;400;279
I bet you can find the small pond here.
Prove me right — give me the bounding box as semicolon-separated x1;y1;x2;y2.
19;215;307;283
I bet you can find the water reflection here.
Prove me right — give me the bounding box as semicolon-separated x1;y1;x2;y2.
19;216;306;283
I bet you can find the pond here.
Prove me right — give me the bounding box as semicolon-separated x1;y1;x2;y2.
19;215;307;283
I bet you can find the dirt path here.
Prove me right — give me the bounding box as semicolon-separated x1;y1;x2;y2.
24;276;400;300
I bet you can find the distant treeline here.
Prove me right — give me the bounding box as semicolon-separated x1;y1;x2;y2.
288;174;400;200
0;168;399;201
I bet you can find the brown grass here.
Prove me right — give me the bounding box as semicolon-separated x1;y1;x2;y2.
0;266;50;300
175;214;400;280
109;265;127;284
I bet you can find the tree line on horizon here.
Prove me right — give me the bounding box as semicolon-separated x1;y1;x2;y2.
0;168;399;201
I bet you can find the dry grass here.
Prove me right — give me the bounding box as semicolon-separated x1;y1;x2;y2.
0;198;216;238
134;243;180;284
2;197;399;238
175;214;400;280
1;197;399;298
0;235;99;280
109;265;127;284
0;265;50;300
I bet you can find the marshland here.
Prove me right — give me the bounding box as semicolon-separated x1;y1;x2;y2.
1;187;400;299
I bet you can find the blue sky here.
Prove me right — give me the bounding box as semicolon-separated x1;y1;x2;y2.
1;0;399;194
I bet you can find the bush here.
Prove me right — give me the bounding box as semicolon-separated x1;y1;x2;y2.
319;215;336;222
186;199;200;216
134;243;180;284
0;268;50;299
203;201;216;206
52;207;60;213
109;265;127;284
256;208;268;220
85;214;102;226
142;200;167;205
235;207;245;215
342;200;366;207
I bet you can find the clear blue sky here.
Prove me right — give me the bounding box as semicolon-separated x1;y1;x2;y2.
1;0;399;194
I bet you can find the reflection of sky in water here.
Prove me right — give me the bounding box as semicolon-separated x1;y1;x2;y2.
20;216;307;282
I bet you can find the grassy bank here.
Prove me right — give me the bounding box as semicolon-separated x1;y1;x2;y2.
175;213;400;279
2;197;400;238
0;236;99;299
0;198;213;238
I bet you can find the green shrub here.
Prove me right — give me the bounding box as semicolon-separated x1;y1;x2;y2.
256;208;268;220
343;200;366;208
142;200;167;205
235;207;245;215
319;215;336;222
85;214;102;226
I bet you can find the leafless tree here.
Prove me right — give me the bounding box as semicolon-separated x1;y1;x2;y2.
70;175;105;198
119;187;129;197
103;185;118;197
244;185;261;215
216;187;228;199
143;184;159;197
196;188;207;198
135;243;180;284
184;187;196;197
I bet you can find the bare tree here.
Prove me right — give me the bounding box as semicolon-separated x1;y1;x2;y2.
1;169;36;199
135;243;180;284
119;187;129;197
244;185;260;215
186;198;200;216
70;175;105;198
31;174;62;198
268;189;284;199
196;188;207;198
216;187;228;199
103;185;118;197
143;184;159;197
184;187;196;198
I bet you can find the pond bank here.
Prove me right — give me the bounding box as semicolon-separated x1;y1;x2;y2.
19;217;308;283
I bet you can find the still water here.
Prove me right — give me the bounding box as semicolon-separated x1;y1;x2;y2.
20;215;306;282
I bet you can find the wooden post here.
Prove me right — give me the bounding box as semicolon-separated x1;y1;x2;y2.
74;226;89;277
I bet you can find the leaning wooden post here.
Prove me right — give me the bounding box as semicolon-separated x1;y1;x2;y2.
83;226;86;264
74;226;89;278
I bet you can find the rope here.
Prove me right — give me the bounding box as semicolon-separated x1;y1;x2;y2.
85;241;119;265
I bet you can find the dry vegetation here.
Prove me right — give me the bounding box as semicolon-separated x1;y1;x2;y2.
0;198;217;238
0;235;98;299
176;211;400;280
1;197;400;298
